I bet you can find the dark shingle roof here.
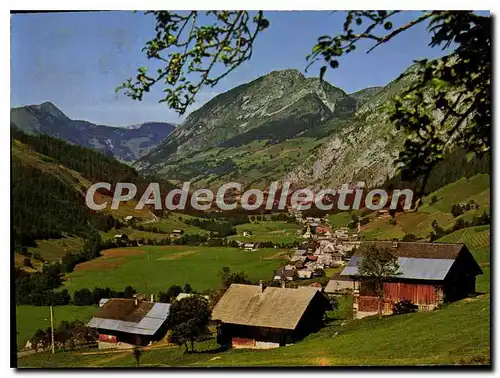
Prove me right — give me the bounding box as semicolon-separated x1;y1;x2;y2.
212;284;324;330
92;299;154;323
351;241;465;260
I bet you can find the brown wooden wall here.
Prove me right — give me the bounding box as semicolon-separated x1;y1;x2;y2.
98;334;117;343
382;282;442;305
232;337;256;348
357;296;379;312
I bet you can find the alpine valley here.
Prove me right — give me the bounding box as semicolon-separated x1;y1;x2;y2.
10;65;484;191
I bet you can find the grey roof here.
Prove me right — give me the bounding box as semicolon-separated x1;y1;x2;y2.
341;256;455;281
99;298;109;307
87;302;170;336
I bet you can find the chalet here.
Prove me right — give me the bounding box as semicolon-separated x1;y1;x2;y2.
309;282;323;291
340;241;483;318
316;226;332;237
170;229;184;238
294;260;305;269
325;275;356;295
87;297;170;349
212;283;330;349
244;243;258;251
274;265;296;281
305;255;318;263
297;270;312;279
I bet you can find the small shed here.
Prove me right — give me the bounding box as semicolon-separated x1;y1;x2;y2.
170;229;184;238
212;284;330;349
325;275;356;294
297;270;312;279
341;241;483;317
87;298;170;348
244;243;258;251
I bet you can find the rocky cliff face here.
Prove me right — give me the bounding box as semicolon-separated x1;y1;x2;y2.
286;69;413;187
285;71;417;189
135;69;358;179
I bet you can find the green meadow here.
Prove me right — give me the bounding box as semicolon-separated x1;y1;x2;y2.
361;174;490;241
62;245;288;295
16;305;97;350
18;292;490;367
229;220;302;244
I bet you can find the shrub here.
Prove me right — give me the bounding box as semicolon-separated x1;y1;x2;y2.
392;300;418;315
402;233;417;242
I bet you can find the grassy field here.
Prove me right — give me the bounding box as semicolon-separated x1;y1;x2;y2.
361;174;490;241
62;245;288;295
16;305;97;349
139;213;209;235
419;174;490;214
437;225;490;293
228;221;302;244
18;292;490;367
25;236;85;263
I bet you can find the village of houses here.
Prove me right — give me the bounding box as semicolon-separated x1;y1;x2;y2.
78;210;483;352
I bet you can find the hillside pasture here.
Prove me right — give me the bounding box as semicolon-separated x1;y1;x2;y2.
420;174;490;214
229;221;301;244
27;235;85;262
360;174;490;241
16;305;97;350
63;245;288;295
18;293;490;367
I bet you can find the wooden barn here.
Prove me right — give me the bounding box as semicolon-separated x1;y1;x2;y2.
340;241;483;318
212;283;330;349
87;298;170;349
325;274;357;295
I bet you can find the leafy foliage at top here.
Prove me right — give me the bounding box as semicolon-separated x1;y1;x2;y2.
356;244;400;299
117;11;269;114
306;11;490;192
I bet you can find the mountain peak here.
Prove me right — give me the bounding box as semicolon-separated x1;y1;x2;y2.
37;101;69;120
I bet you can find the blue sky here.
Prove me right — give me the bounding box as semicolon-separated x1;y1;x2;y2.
11;11;453;126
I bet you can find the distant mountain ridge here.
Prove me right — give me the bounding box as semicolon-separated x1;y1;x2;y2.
10;102;176;162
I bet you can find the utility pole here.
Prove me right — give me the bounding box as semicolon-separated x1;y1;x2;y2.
50;305;55;354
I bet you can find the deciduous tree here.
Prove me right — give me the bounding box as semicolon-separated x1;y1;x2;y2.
356;244;400;315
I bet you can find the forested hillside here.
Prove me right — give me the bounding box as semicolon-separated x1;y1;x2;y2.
11;127;155;248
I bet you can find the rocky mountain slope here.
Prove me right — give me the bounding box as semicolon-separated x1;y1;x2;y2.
11;102;175;162
135;68;417;189
286;70;418;189
135;69;361;187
